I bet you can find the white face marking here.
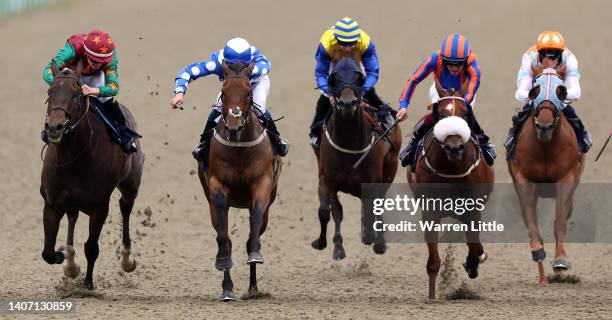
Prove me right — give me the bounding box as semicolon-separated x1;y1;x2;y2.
445;103;454;112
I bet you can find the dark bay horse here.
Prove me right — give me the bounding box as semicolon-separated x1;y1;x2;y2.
311;58;402;260
507;68;584;283
407;81;494;299
41;61;143;289
198;61;282;301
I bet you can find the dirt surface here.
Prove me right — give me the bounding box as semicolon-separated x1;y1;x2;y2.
1;0;612;319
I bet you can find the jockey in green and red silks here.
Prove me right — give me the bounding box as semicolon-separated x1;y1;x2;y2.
397;33;496;168
42;30;137;153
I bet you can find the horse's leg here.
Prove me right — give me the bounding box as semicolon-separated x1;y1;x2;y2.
373;186;387;255
83;203;109;290
208;179;234;300
118;173;141;273
552;180;577;271
246;178;272;265
330;196;346;260
425;228;440;299
311;179;332;250
60;208;80;278
464;233;485;279
42;203;65;265
514;180;545;282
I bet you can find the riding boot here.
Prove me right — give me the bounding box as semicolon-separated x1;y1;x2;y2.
192;109;222;161
259;111;289;157
309;94;332;147
471;118;496;166
363;88;385;110
399;118;432;167
562;105;592;153
504;103;531;153
103;98;137;153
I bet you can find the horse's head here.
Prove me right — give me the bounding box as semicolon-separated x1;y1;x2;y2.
329;58;365;117
528;70;567;143
45;59;86;144
432;80;472;160
220;61;254;142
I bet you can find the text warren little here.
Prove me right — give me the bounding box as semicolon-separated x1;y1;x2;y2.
373;220;504;232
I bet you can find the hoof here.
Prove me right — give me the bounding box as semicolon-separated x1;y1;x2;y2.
552;258;570;272
531;247;546;262
247;252;264;265
83;279;94;290
311;238;327;250
220;290;236;302
63;263;81;279
121;249;138;273
479;251;488;263
373;242;387;255
332;246;346;260
215;256;233;271
463;262;479;279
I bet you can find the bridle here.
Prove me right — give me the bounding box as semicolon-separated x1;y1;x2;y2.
45;74;90;136
42;73;95;167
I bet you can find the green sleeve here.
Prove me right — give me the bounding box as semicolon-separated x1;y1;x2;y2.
43;43;76;85
99;52;119;97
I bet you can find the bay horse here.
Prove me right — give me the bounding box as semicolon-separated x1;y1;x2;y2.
198;61;282;301
41;60;143;289
407;81;494;299
311;58;402;260
507;68;584;283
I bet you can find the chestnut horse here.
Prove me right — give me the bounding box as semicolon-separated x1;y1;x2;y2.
41;61;143;289
407;81;494;299
198;61;282;301
507;68;584;283
311;58;402;260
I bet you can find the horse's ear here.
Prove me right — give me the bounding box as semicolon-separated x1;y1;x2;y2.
241;61;255;77
74;60;83;78
556;85;568;102
328;73;337;91
435;80;449;98
528;84;541;100
50;59;60;76
531;63;543;78
458;78;469;98
221;60;230;77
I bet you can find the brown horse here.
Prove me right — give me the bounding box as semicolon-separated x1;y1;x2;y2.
507;68;584;283
198;61;282;301
311;58;402;260
41;61;143;289
407;81;494;299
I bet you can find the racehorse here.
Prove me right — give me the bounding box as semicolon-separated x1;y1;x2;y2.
407;81;494;299
41;60;143;289
311;58;402;260
507;67;584;283
198;61;282;301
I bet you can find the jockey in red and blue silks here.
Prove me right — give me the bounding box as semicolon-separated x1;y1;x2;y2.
397;33;496;167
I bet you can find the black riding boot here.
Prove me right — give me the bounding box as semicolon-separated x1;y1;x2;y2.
309;95;332;147
471;118;496;166
363;88;385;109
192;109;222;162
399;118;432;167
259;111;289;157
562;105;592;153
103;98;138;154
504;103;531;154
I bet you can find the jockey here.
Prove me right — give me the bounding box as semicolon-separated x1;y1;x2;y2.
42;29;138;153
398;33;496;167
309;17;394;147
170;38;289;160
505;31;592;153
